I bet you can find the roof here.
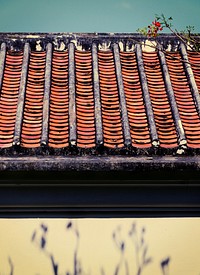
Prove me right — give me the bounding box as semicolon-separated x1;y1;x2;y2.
1;34;200;217
0;32;199;160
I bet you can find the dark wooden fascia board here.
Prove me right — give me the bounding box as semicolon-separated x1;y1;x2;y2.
0;156;199;217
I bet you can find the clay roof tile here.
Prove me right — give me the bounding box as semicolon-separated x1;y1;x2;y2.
0;33;199;156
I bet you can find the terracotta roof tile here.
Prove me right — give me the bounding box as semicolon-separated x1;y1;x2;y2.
0;33;199;155
188;51;200;98
166;52;200;148
75;50;96;148
120;51;151;148
98;50;124;149
49;50;69;148
143;51;178;148
0;50;23;148
21;51;45;148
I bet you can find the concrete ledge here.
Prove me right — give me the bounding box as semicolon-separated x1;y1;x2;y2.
0;155;199;171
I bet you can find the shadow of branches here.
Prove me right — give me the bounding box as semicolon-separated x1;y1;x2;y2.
128;223;152;275
8;257;14;275
31;221;171;275
31;221;86;275
160;257;170;275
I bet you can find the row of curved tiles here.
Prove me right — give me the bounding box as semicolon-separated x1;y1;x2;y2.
166;52;200;148
75;50;96;148
21;51;45;148
98;50;124;148
49;51;69;148
120;52;152;148
142;52;178;148
0;51;23;148
0;48;199;151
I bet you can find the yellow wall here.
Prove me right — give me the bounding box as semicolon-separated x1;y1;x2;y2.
0;218;200;275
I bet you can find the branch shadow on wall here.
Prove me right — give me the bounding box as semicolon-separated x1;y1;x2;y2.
31;221;171;275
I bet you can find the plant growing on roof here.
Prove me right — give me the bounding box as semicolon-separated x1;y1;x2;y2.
137;14;172;38
137;18;164;38
137;13;200;51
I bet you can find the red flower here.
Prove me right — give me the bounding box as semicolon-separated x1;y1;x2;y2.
146;19;163;38
155;21;161;27
152;20;161;27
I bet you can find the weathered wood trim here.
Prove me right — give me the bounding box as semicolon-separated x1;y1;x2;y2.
0;179;200;218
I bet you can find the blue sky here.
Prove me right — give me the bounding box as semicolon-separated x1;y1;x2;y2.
0;0;199;33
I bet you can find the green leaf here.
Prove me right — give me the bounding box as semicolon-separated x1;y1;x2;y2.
136;27;148;36
155;14;160;20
